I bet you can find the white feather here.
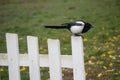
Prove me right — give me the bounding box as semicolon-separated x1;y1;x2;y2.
70;25;84;34
75;21;85;26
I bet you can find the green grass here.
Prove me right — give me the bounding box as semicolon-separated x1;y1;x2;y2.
0;0;120;80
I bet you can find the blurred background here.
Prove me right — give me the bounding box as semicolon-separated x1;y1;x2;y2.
0;0;120;80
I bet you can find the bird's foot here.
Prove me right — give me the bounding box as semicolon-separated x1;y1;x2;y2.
74;34;84;39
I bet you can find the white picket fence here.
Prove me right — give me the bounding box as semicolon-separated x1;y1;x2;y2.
0;33;85;80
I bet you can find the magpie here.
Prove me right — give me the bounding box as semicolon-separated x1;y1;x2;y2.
45;20;93;36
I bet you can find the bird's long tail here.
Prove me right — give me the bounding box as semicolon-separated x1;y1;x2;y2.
45;25;67;29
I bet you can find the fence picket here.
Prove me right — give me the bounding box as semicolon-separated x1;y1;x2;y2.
71;36;85;80
6;33;21;80
48;39;62;80
27;36;41;80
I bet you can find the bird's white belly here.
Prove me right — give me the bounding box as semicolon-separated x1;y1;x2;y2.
70;26;84;34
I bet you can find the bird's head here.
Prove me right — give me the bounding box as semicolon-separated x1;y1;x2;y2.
85;22;93;28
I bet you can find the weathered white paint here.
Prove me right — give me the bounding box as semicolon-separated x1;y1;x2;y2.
27;36;40;80
71;36;85;80
6;33;21;80
47;39;62;80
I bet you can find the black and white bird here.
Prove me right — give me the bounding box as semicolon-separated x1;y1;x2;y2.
45;20;93;36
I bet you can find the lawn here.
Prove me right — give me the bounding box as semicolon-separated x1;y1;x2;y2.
0;0;120;80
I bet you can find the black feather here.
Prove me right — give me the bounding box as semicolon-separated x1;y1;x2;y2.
82;23;92;33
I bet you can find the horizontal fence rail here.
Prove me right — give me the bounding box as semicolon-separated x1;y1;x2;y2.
0;54;72;68
0;33;85;80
